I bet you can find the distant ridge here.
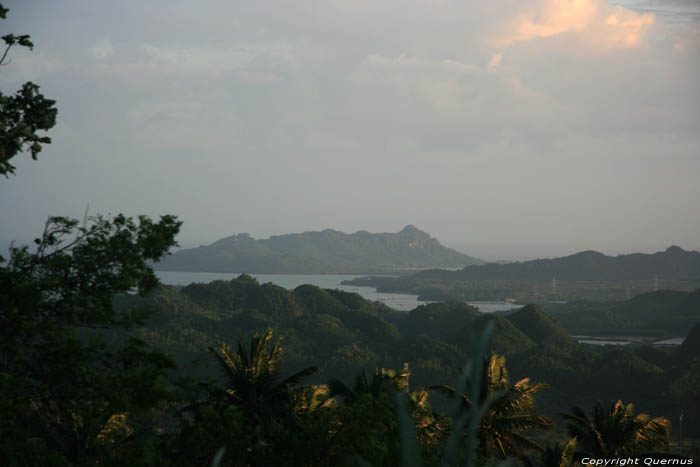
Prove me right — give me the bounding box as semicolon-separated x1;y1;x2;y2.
155;225;483;274
343;246;700;302
413;246;700;281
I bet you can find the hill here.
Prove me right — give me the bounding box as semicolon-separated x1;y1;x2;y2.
447;314;536;357
672;322;700;364
414;246;700;282
547;288;700;337
117;274;700;435
506;304;575;346
154;225;482;274
344;246;700;301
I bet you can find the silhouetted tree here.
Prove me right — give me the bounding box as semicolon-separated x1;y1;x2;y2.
563;400;669;457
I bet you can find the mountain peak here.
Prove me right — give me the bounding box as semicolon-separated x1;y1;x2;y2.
665;245;685;254
399;225;424;235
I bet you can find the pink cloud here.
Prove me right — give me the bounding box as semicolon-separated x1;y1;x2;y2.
494;0;654;50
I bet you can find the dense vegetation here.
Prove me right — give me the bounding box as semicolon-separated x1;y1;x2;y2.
345;247;700;302
5;257;699;464
155;224;483;274
544;289;700;338
122;276;700;439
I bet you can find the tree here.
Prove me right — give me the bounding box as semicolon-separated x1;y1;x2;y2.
204;330;319;465
431;354;553;461
0;213;182;466
327;367;408;405
538;438;578;467
562;400;670;457
0;3;57;176
325;368;409;465
208;329;318;424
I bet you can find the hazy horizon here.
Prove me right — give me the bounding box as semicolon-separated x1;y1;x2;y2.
1;0;699;263
163;224;697;263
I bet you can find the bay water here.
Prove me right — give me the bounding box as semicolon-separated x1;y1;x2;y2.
155;271;520;313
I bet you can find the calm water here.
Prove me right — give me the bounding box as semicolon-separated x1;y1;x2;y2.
573;335;685;346
653;337;685;345
154;271;520;313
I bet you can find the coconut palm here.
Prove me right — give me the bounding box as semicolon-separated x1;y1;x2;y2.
431;354;553;460
208;329;318;423
562;400;669;457
327;368;408;405
538;438;578;467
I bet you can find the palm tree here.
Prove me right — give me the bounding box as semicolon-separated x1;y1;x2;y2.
562;400;669;457
326;368;441;465
538;438;578;467
208;329;318;423
329;369;447;446
431;354;553;460
327;368;408;405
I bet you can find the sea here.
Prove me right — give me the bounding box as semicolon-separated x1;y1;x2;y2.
572;336;685;346
154;271;521;313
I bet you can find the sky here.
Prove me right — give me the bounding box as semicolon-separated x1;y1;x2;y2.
0;0;699;261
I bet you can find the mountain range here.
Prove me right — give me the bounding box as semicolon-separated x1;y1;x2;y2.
343;246;700;302
411;245;700;281
155;225;483;274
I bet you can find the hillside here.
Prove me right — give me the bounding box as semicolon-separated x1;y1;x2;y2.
414;246;700;281
155;225;482;274
118;276;700;436
547;288;700;337
672;322;700;364
344;246;700;301
506;304;575;346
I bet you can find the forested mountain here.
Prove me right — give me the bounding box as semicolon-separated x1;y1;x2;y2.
345;246;700;301
546;288;700;337
414;246;700;281
155;225;483;274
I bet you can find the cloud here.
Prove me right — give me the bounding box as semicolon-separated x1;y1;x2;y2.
487;52;503;71
89;40;114;59
1;0;698;254
364;54;482;74
614;0;700;24
495;0;655;50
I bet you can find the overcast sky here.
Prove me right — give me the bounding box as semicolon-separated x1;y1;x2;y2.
1;0;698;261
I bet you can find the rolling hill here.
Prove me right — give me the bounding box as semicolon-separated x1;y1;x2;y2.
344;246;700;302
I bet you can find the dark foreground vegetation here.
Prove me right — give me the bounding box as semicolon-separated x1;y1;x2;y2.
3;232;699;465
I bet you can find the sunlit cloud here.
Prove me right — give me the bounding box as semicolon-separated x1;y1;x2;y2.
487;52;503;71
494;0;655;50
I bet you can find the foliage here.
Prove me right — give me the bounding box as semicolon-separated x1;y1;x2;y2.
122;275;700;439
328;367;408;405
431;354;553;461
548;289;700;337
563;400;670;457
208;329;318;420
0;3;57;176
538;438;578;467
396;322;498;467
0;214;181;465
